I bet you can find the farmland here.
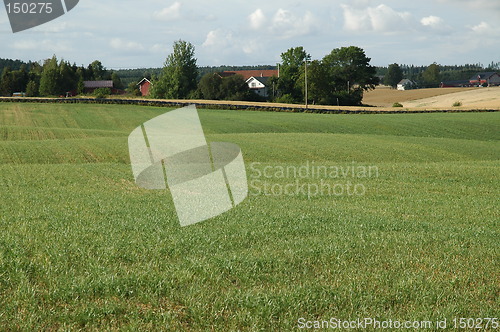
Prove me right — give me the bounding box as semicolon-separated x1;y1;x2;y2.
0;102;499;330
363;86;500;108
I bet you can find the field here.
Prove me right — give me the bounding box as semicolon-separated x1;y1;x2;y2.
0;102;499;330
363;86;500;108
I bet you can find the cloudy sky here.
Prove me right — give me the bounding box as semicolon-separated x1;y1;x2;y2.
0;0;499;69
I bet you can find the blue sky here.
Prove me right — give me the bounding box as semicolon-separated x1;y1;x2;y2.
1;0;499;69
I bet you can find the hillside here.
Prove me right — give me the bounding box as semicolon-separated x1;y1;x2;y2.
0;102;498;329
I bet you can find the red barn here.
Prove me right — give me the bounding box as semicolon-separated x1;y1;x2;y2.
137;78;152;96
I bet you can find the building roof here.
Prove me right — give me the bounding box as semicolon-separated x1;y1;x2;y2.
83;80;113;88
469;72;498;81
137;78;151;85
221;70;278;81
398;79;415;85
440;80;470;85
247;76;271;86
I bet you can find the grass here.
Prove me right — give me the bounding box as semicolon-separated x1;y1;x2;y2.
0;102;498;330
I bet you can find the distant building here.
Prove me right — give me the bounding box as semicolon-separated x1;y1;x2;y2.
83;80;114;94
440;80;472;88
221;70;279;81
137;78;152;96
469;72;500;86
221;70;279;98
397;79;417;91
246;76;273;97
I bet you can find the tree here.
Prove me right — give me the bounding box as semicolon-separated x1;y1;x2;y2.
39;56;59;96
111;72;124;90
220;74;254;101
10;64;29;92
151;40;198;99
323;46;379;93
76;67;85;95
422;63;440;87
126;82;141;96
297;46;379;106
58;60;78;94
197;73;258;101
89;60;106;80
276;47;310;103
0;67;13;96
198;72;223;100
384;63;403;88
26;80;39;97
298;60;330;105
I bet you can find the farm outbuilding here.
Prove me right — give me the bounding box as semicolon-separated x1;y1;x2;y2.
397;79;417;91
469;72;500;87
82;80;122;94
137;78;152;96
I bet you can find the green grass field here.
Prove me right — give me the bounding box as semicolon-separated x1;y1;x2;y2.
0;103;498;330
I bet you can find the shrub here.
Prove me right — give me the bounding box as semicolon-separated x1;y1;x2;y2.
452;101;462;107
94;88;111;99
275;94;297;104
392;102;403;107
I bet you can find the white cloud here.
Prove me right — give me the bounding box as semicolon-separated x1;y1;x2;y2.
247;8;318;39
470;21;490;34
249;9;267;30
202;29;233;48
421;16;443;28
202;29;261;58
420;15;451;33
11;40;71;52
271;9;317;38
110;38;144;51
153;2;181;21
151;43;167;54
341;4;412;33
438;0;500;11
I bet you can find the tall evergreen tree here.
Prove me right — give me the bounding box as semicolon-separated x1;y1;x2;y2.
0;67;13;96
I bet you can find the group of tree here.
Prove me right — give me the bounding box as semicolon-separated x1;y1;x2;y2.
268;46;379;106
149;40;263;101
0;56;123;97
381;61;500;88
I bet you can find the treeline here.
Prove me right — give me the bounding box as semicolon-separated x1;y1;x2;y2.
0;56;124;97
2;52;498;102
379;62;500;88
114;65;276;87
149;41;379;106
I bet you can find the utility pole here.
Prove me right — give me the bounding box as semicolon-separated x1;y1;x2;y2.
305;59;308;110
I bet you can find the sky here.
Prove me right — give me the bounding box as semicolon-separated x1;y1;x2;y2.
0;0;499;69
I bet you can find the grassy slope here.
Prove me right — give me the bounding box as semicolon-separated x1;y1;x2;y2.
0;103;498;330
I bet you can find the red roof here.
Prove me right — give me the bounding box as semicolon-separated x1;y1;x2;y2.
221;70;278;81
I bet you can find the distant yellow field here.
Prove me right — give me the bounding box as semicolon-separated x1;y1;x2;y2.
403;87;500;108
363;86;478;107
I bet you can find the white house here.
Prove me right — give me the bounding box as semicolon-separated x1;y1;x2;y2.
397;79;417;91
246;76;272;97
